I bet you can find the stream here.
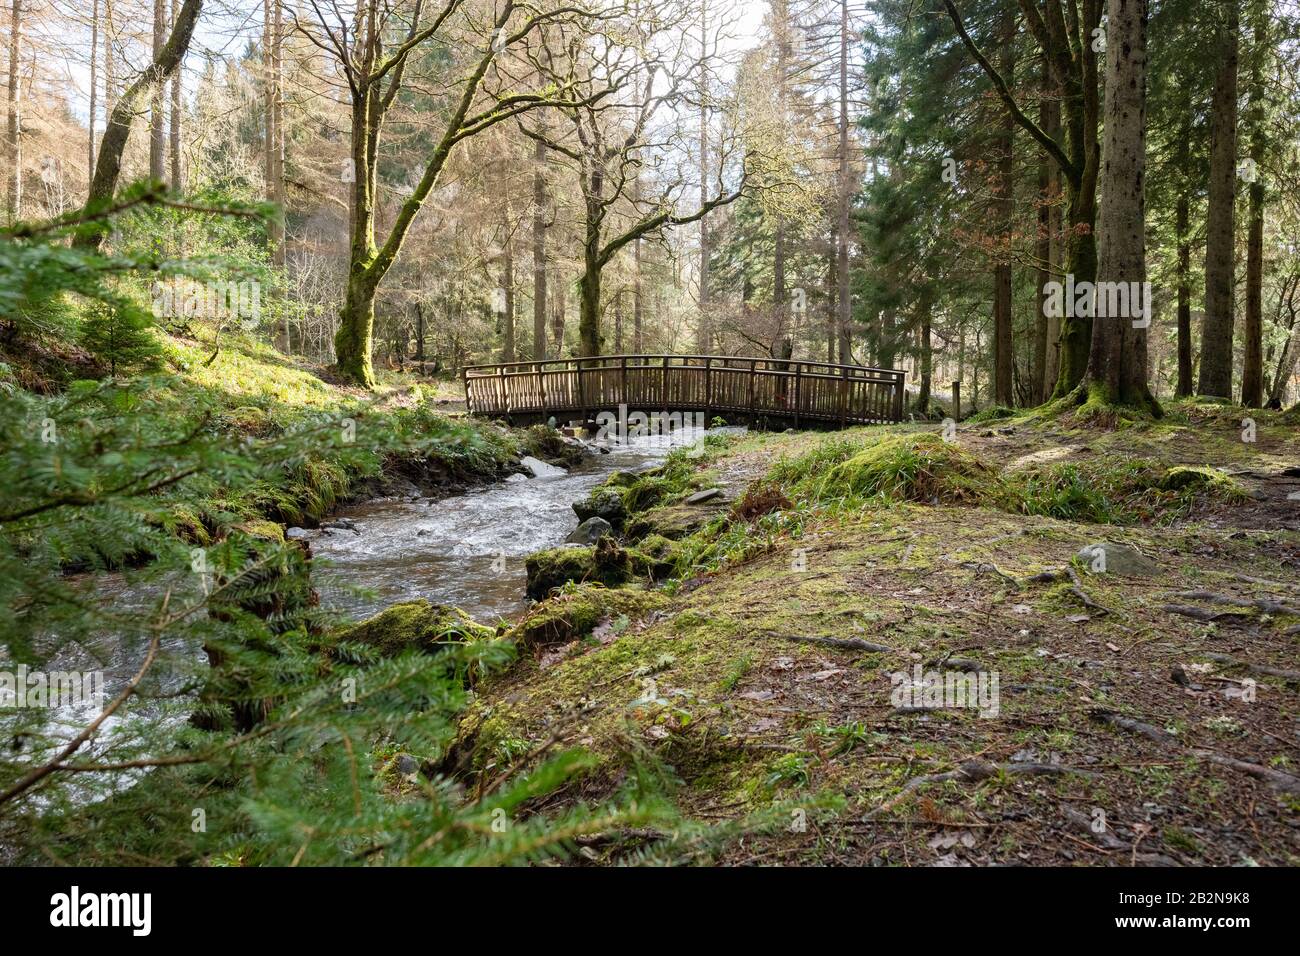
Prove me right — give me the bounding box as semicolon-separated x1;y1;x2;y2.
4;423;715;778
310;423;710;623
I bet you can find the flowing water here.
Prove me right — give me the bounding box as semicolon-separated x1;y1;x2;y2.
9;424;714;758
310;423;710;623
2;421;735;844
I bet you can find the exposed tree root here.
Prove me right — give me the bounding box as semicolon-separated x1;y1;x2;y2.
1192;751;1300;795
771;633;894;653
1091;709;1175;744
1094;709;1300;795
1174;590;1300;617
1201;653;1300;683
1023;566;1110;616
1162;604;1255;625
862;759;1094;822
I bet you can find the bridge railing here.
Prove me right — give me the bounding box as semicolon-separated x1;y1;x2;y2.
463;354;906;427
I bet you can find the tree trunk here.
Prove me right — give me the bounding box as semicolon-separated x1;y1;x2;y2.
89;0;99;181
993;19;1015;407
266;0;284;265
414;301;425;370
5;0;23;224
578;214;602;356
532;136;547;361
551;276;567;358
826;224;837;362
774;8;789;358
169;0;183;191
1032;56;1056;404
1240;0;1267;408
1081;0;1157;414
877;308;897;369
334;87;380;386
104;0;115;119
1197;0;1239;399
917;289;933;412
942;0;1102;401
697;0;711;354
613;291;623;353
150;0;166;182
75;0;203;250
1175;116;1194;396
835;0;851;364
500;222;515;362
633;236;643;353
336;273;378;386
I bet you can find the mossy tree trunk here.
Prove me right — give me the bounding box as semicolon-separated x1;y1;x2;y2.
330;0;595;387
1196;0;1239;399
943;0;1101;404
1240;0;1269;408
1078;0;1159;416
73;0;203;250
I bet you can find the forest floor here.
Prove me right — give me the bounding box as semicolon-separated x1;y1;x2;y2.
454;402;1300;866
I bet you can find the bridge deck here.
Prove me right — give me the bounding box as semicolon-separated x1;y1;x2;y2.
463;355;906;428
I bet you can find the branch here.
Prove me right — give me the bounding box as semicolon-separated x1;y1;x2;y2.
942;0;1080;186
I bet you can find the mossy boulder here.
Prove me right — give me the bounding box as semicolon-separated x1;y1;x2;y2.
229;518;286;543
578;466;683;530
512;585;669;647
224;404;274;436
566;516;614;544
331;599;494;657
966;405;1017;423
1074;542;1160;577
1158;465;1243;495
627;502;722;541
621;475;671;513
522;424;586;468
817;432;993;504
632;533;681;579
525;538;634;600
572;486;628;528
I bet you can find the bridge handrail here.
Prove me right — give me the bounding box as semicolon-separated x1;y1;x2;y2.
464;354;905;381
462;353;907;426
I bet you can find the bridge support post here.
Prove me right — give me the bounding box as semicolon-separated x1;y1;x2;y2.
661;356;669;423
538;362;548;423
839;365;848;428
793;363;802;429
704;357;712;425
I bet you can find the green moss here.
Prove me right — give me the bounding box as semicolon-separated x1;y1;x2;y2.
525;537;637;599
331;599;494;657
810;432;994;505
572;487;628;528
229;519;285;543
157;504;213;545
223;405;275;436
511;585;669;646
966;405;1018;423
632;533;682;578
627;502;724;541
622;475;671;513
1158;465;1243;495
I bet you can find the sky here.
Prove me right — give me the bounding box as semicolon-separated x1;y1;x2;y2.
36;0;774;133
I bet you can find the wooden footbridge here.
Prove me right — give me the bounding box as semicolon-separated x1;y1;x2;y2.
463;355;907;429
